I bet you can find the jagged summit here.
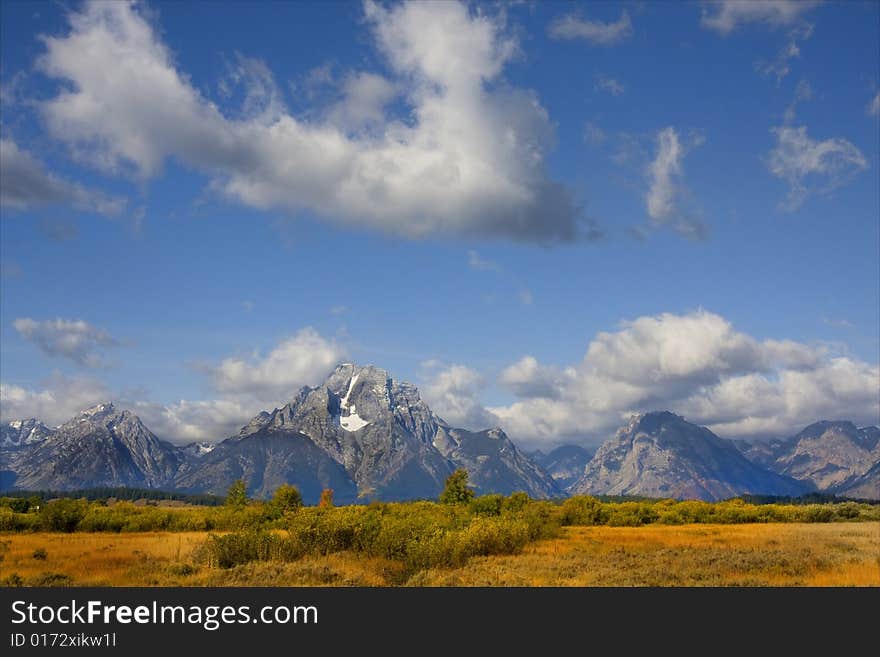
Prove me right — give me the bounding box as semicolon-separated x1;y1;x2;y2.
176;362;560;501
77;401;117;417
0;418;53;450
5;403;182;490
738;420;880;494
3;372;876;501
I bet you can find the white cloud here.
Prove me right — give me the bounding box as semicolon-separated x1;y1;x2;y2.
129;398;259;443
208;328;344;404
2;327;345;442
486;310;878;448
0;137;125;215
499;356;573;399
755;23;813;84
327;72;397;131
36;0;584;243
13;317;121;367
701;1;821;35
767;125;868;210
868;92;880;117
645;127;705;238
0;372;112;426
782;79;812;124
548;10;633;45
595;75;625;96
421;364;498;430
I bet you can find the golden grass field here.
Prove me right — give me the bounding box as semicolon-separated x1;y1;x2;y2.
2;522;877;586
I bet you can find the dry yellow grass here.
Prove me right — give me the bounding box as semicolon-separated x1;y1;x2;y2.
1;522;877;586
0;532;207;586
415;522;880;586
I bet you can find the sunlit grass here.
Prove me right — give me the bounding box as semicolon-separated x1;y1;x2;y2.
415;523;880;586
1;522;876;586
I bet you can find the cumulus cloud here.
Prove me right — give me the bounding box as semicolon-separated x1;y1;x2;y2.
0;138;124;215
486;310;879;448
327;72;397;131
36;0;584;243
548;10;632;45
0;372;112;426
499;356;573;399
2;327;345;442
645;127;705;239
421;363;498;430
701;1;821;35
13;317;121;367
128;398;260;443
208;328;344;404
767;125;868;210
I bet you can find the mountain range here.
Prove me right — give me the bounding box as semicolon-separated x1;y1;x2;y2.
1;363;878;502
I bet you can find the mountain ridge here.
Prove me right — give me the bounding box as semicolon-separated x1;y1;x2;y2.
2;366;878;502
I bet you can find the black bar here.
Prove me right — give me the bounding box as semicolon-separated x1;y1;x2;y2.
1;587;876;652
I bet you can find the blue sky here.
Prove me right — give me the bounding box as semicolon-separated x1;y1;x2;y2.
1;1;878;448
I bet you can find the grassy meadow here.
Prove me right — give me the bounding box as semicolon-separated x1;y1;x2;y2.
1;489;878;586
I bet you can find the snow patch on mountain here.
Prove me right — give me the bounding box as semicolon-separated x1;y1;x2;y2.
336;373;370;432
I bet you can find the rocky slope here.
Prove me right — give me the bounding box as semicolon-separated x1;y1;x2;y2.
1;419;54;450
2;364;558;501
834;461;879;499
532;445;594;492
434;427;563;497
6;403;183;490
739;421;880;496
176;363;559;501
571;412;810;501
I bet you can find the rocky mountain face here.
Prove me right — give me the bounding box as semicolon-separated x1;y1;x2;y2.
738;421;880;498
434;427;562;497
176;364;559;502
2;364;558;503
835;461;880;500
571;412;810;501
5;403;183;490
1;419;56;489
532;445;594;492
3;369;875;503
1;419;54;450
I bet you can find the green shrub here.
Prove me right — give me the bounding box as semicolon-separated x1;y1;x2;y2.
439;470;474;505
801;505;835;523
469;494;504;516
503;492;531;513
272;485;303;514
560;496;611;526
41;499;89;532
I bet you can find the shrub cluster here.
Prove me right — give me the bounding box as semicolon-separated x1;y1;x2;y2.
558;496;880;527
197;497;558;576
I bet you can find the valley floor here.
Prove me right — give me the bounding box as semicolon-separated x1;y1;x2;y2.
1;522;877;586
